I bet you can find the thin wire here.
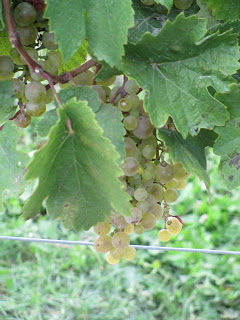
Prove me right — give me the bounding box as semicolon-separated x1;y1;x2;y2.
0;236;240;256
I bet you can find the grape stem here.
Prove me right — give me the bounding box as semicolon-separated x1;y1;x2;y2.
163;199;170;217
108;74;128;104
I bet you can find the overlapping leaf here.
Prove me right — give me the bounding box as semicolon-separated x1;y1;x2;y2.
122;13;240;138
0;80;17;126
203;0;240;22
0;123;30;211
156;0;173;12
45;0;134;66
158;128;217;194
23;99;131;230
213;85;240;190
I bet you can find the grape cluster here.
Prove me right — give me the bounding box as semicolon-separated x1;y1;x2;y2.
92;78;189;264
140;0;193;12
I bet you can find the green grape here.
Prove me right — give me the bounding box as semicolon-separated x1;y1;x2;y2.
154;3;168;14
177;179;187;190
124;137;136;157
139;135;158;150
47;51;62;66
164;188;178;203
124;207;142;224
110;247;125;260
126;94;140;108
142;168;155;180
74;70;94;86
142;178;154;187
118;97;132;112
137;100;148;116
14;2;37;26
121;157;139;176
123;115;138;131
112;232;130;249
21;47;38;64
174;0;193;10
174;166;189;180
11;79;25;98
97;76;116;86
43;60;58;75
25;81;47;103
45;89;54;104
142;144;155;159
14;111;31;128
125;79;139;95
133;116;153;139
10;48;20;58
128;173;141;186
140;0;154;5
141;212;156;231
155;162;174;184
166;217;182;235
129;108;139;118
132;147;141;161
105;252;120;264
158;229;171;242
134;224;144;234
165;179;179;189
42;32;58;50
136;200;149;213
26;101;46;117
124;224;134;235
146;194;157;212
92;85;106;100
94;235;112;253
0;55;14;81
145;161;156;172
111;213;129;229
152;204;163;220
123;246;136;261
134;188;148;202
149;184;164;201
16;24;38;45
93;221;111;235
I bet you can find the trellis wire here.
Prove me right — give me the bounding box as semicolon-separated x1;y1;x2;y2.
0;236;240;256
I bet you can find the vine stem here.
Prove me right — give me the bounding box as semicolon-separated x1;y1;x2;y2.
108;74;128;104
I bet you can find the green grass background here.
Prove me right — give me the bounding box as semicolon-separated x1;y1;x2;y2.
1;120;240;320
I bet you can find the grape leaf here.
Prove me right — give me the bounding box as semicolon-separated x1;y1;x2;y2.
0;123;30;211
95;104;126;165
0;32;12;56
122;13;240;138
213;84;240;190
22;99;131;230
45;0;134;67
196;0;218;30
158;128;217;194
203;0;240;22
0;80;17;126
0;1;4;31
95;61;122;82
155;0;173;12
36;109;58;137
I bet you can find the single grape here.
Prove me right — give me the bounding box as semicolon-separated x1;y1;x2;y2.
94;235;112;253
118;97;132;112
166;217;182;235
45;89;54;104
123;246;136;261
112;232;130;249
132;147;142;161
124;224;134;235
11;79;25;98
152;204;163;220
21;47;38;64
142;144;156;160
14;111;31;128
154;3;168;14
74;70;94;86
105;252;120;265
110;247;125;260
136;200;149;213
165;179;179;189
97;76;116;86
158;229;171;242
25;81;47;103
174;0;193;10
125;79;139;95
149;184;164;201
124;137;136;157
43;60;58;75
123;116;138;131
26;101;46;117
47;51;62;66
93;221;111;235
126;94;140;108
134;224;144;234
42;32;58;50
133;116;153;139
92;85;106;100
134;188;148;202
124;207;142;224
155;162;174;184
128;173;141;186
146;194;157;212
121;157;139;176
142;168;155;180
164;188;178;203
14;2;37;26
111;213;128;229
177;179;187;190
141;213;156;231
16;24;38;45
174;166;189;180
0;55;14;81
129;108;139;118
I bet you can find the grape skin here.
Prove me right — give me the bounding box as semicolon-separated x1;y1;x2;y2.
14;2;37;26
106;252;120;264
14;111;31;128
112;232;130;249
166;217;182;235
158;229;171;242
0;55;14;80
164;188;178;203
123;246;136;261
94;235;112;253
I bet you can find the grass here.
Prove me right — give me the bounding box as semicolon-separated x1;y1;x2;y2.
0;152;240;320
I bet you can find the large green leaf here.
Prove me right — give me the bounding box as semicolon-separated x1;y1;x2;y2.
213;85;240;190
158;128;217;194
0;123;30;211
196;0;218;30
22;99;131;230
96;104;126;165
203;0;240;22
45;0;134;67
0;80;17;126
122;14;240;138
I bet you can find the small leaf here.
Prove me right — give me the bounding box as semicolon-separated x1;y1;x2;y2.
203;0;240;22
213;84;240;190
0;80;17;126
23;99;131;230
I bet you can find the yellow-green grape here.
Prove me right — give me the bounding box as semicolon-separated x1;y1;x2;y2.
125;79;139;95
136;200;149;213
129;108;139;118
92;85;106;100
14;2;37;26
42;32;58;50
111;213;128;229
158;229;171;242
25;81;47;103
134;224;144;234
105;252;120;265
164;188;178;203
121;157;139;176
142;168;155;180
74;70;94;86
152;204;163;220
11;79;25;98
93;221;111;235
177;179;187;190
123;246;136;261
174;164;189;180
154;3;168;14
165;179;179;189
110;247;125;260
166;217;182;235
133;116;153;139
0;55;14;81
146;194;157;212
44;60;58;75
141;213;156;231
112;232;130;249
45;89;54;104
124;207;142;224
124;137;136;157
20;47;38;64
142;144;155;160
149;184;164;201
14;111;31;128
124;224;134;235
47;51;62;66
118;97;132;112
26;101;46;117
123;115;138;131
134;187;148;201
174;0;193;10
155;162;174;184
126;94;140;108
16;24;38;45
94;235;112;253
97;75;116;86
132;147;142;161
